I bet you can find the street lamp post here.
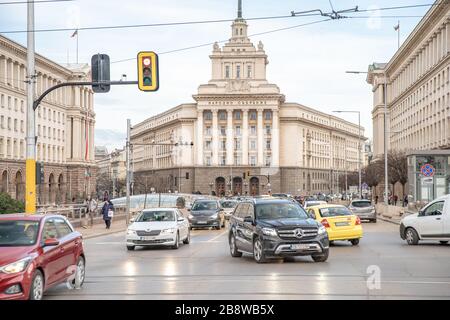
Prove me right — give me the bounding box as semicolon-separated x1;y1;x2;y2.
333;110;362;198
346;70;389;207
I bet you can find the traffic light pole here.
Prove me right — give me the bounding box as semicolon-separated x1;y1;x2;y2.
126;119;131;226
25;0;36;214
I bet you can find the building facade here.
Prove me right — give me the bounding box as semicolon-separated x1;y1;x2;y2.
131;6;365;196
95;148;126;198
0;35;96;205
367;1;450;198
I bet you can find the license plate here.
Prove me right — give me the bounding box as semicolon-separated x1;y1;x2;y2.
141;236;156;240
197;221;207;224
335;222;349;227
291;244;311;250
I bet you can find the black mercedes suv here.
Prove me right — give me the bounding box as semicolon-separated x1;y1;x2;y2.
228;198;329;263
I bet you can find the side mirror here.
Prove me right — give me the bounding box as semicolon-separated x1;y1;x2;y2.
43;238;59;247
243;216;254;224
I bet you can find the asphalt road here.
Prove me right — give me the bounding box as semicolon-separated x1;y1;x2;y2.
45;220;450;300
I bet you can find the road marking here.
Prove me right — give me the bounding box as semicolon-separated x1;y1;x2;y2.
208;230;228;242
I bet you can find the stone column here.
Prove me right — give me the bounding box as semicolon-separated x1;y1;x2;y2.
242;109;249;165
212;110;219;165
257;108;264;166
272;109;279;167
197;110;203;165
226;109;234;165
0;56;6;84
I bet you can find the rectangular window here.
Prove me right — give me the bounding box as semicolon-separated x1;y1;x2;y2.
220;126;226;136
236;65;241;79
250;126;256;135
265;125;271;134
205;111;212;121
235;155;241;166
0;116;4;129
250;111;257;120
247;65;252;78
265;157;271;167
7;117;11;130
205;126;212;136
221;140;226;150
235;126;241;136
250;156;256;166
266;139;271;150
265;111;272;120
250;140;256;150
219;112;227;120
235;111;241;120
235;139;241;150
220;156;226;165
225;65;230;79
205;141;211;150
206;156;211;166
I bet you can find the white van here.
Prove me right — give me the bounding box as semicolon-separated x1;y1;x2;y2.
400;194;450;245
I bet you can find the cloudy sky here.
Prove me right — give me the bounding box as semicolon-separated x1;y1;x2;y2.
0;0;433;150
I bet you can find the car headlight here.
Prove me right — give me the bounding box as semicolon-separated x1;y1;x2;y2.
0;257;32;274
318;225;327;235
210;214;218;219
162;228;176;234
262;228;278;237
371;209;376;214
126;229;136;236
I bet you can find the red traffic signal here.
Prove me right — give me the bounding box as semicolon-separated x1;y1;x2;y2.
137;52;159;91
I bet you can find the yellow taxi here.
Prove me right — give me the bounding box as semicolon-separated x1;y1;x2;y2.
306;204;363;246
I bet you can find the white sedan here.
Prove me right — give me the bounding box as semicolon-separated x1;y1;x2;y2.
126;208;190;250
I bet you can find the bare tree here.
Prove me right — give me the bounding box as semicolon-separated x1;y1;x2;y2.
388;151;408;196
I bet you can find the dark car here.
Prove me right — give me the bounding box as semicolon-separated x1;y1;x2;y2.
0;214;85;300
188;200;225;230
228;199;329;263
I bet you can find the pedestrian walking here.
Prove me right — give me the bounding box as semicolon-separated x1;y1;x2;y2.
89;197;98;226
375;195;378;204
394;195;398;206
101;193;114;229
403;194;409;207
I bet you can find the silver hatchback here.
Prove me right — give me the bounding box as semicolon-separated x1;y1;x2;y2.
348;200;377;223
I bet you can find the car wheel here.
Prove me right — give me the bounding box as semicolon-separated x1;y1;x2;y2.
183;230;190;244
253;237;267;263
350;239;360;246
29;270;44;300
329;241;334;246
215;225;221;230
172;232;180;249
73;256;86;288
312;248;329;262
439;241;448;245
405;228;419;245
126;245;135;251
229;233;242;257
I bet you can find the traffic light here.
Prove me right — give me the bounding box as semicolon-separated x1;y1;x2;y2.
185;172;189;180
137;51;159;92
91;54;110;93
36;162;44;184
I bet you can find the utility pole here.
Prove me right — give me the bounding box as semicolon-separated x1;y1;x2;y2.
384;82;389;208
25;0;36;214
126;119;131;225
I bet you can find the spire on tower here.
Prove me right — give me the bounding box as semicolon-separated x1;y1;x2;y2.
237;0;242;18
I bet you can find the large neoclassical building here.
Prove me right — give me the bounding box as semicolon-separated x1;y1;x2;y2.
0;35;96;205
131;5;365;196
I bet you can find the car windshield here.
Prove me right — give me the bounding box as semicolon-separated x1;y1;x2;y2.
192;201;218;211
351;201;372;208
0;220;40;247
221;201;237;208
319;207;352;217
256;203;308;220
137;211;175;222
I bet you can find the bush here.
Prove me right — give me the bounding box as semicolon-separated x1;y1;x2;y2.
0;193;25;214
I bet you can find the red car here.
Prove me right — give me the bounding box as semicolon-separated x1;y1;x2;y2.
0;214;85;300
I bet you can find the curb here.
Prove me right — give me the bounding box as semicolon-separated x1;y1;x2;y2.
79;227;127;240
378;216;401;225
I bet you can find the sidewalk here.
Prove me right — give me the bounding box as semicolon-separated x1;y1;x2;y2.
75;218;128;239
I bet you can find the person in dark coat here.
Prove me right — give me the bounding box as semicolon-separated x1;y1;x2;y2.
101;193;114;229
